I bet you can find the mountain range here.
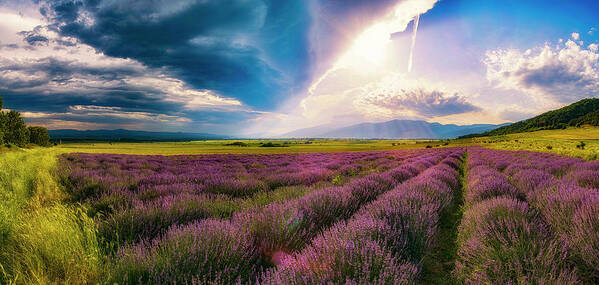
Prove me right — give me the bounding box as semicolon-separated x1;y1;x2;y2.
282;120;507;139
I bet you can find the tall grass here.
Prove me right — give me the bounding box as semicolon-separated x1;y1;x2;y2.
0;149;102;284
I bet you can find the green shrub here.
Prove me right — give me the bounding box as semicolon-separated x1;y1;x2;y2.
226;141;249;146
260;142;287;147
0;111;29;147
28;126;51;146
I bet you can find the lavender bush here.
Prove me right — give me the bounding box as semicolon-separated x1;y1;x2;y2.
455;197;577;284
111;219;261;284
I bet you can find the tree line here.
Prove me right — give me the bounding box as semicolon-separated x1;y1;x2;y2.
0;94;51;147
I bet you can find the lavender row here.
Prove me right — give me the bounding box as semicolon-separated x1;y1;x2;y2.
455;147;591;283
258;153;463;284
467;146;599;189
61;151;415;202
109;148;463;284
466;147;599;282
472;147;599;280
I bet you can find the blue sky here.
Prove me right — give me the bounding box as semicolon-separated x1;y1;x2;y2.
0;0;597;135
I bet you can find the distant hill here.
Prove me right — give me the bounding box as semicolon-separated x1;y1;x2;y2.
282;120;505;139
49;129;229;142
461;98;599;138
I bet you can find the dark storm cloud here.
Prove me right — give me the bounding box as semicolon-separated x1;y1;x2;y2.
365;89;481;117
0;57;177;114
35;0;315;109
0;85;174;114
23;34;49;46
18;26;50;46
514;63;599;102
2;79;262;134
21;106;261;133
0;56;141;89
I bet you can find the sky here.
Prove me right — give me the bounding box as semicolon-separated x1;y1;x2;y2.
0;0;597;136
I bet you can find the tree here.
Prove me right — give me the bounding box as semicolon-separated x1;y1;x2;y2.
0;116;4;145
0;112;5;145
28;126;50;146
2;110;29;146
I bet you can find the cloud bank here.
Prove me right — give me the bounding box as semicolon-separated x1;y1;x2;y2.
485;35;599;103
360;87;480;118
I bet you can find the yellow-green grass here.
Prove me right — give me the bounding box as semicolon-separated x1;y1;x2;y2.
463;127;599;160
0;148;102;284
55;139;453;155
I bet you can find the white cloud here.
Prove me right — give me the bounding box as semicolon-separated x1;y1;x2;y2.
354;74;480;118
68;105;191;123
124;76;242;110
21;106;191;123
571;32;580;40
21;105;192;130
313;0;439;84
484;39;599;103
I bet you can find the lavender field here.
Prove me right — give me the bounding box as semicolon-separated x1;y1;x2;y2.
2;0;599;283
28;147;588;284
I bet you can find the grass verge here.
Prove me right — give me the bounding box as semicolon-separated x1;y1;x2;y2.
0;148;102;284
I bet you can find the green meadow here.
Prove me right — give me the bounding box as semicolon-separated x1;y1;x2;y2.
54;139;452;155
463;127;599;160
55;127;599;159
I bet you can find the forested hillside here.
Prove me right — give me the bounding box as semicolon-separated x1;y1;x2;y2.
461;98;599;138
